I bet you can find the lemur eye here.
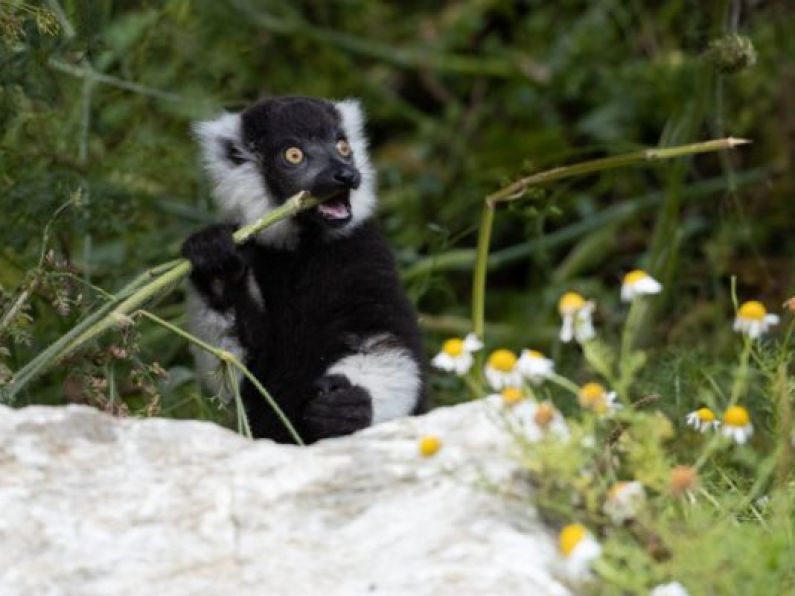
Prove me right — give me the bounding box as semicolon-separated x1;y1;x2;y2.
284;147;304;164
335;139;352;157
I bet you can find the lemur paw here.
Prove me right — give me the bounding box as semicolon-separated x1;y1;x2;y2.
181;224;246;281
303;375;373;440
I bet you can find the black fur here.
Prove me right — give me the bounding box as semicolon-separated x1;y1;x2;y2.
183;97;425;444
241;97;359;216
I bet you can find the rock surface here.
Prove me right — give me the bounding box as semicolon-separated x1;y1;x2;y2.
0;400;570;595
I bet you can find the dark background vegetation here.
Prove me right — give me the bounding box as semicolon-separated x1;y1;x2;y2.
1;0;793;420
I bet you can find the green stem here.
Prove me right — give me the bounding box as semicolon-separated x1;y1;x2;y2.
139;310;302;444
4;266;168;400
729;335;753;406
402;168;765;280
6;191;317;401
693;338;753;471
773;358;793;492
547;373;580;397
471;202;494;339
485;137;750;206
620;299;645;360
694;433;724;471
462;371;485;399
48;58;186;103
470;203;494;384
225;364;252;439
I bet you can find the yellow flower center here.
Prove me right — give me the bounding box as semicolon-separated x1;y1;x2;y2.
534;402;556;427
442;338;464;357
501;387;524;406
559;523;587;557
696;407;716;422
418;435;442;457
578;382;607;411
525;349;545;359
724;405;750;428
737;300;767;321
558;292;586;314
623;269;649;286
488;349;517;372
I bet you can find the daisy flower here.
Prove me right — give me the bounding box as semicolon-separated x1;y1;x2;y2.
498;386;527;407
484;349;522;390
685;407;720;432
558;292;596;344
603;481;646;524
733;300;779;339
577;382;620;415
518;349;554;385
620;269;662;302
722;405;753;444
530;401;569;440
669;466;698;496
558;523;602;581
431;333;483;376
650;582;689;596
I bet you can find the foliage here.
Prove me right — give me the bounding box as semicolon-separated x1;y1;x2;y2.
1;1;794;592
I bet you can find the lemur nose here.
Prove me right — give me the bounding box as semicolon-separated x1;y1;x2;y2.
334;168;361;189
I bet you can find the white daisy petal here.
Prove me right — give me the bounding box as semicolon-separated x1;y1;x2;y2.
518;350;555;385
462;333;484;352
560;314;575;342
734;301;779;339
452;352;474;376
431;352;455;372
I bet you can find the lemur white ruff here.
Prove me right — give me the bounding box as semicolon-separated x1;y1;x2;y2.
182;97;425;443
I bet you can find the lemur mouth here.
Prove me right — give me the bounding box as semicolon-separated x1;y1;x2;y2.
315;191;352;225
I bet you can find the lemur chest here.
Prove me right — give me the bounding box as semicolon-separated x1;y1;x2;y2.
246;244;370;336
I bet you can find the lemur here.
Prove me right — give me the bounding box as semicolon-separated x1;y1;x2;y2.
181;96;425;444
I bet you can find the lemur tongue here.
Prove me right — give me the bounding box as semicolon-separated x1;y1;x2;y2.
317;199;351;220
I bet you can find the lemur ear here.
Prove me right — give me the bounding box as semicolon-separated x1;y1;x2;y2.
333;99;368;150
192;112;253;171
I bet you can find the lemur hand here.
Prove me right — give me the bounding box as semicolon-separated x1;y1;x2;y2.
303;374;373;441
181;224;247;282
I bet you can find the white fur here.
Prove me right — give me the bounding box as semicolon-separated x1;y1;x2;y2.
186;287;245;401
326;336;420;424
193;113;299;249
193;98;377;248
332;99;377;235
245;270;264;310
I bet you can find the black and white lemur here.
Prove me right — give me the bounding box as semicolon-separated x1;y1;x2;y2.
181;96;425;443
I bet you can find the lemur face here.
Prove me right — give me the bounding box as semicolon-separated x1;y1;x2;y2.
241;97;361;229
194;96;376;247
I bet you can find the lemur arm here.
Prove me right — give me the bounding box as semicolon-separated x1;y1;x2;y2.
181;224;265;352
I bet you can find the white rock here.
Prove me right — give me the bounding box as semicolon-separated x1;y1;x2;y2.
0;400;570;596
